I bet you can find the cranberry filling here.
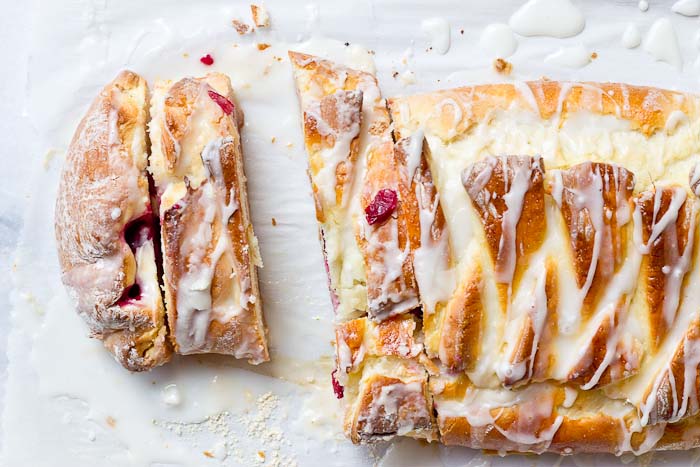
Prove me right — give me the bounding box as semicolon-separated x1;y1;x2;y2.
331;370;344;399
200;54;214;66
117;283;142;306
117;215;155;306
207;90;235;115
123;215;154;252
365;189;398;225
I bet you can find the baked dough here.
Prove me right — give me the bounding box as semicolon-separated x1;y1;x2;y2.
57;71;268;369
55;71;171;371
290;51;434;442
293;54;700;454
149;73;268;362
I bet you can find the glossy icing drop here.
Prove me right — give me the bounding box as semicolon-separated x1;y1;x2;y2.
509;0;585;38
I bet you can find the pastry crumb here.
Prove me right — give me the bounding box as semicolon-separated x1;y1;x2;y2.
271;136;276;143
232;19;251;35
250;4;270;28
182;52;189;58
257;43;271;51
106;416;116;428
271;217;277;226
257;450;266;460
591;51;598;60
203;450;214;458
493;58;512;75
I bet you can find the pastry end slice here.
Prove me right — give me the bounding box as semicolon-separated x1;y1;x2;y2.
55;70;171;371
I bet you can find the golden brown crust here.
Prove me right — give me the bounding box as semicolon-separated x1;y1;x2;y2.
635;186;695;349
55;70;171;371
556;163;635;315
438;266;483;372
389;81;700;141
463;155;546;289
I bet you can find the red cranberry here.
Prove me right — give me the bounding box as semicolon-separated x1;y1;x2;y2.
331;370;344;399
364;189;398;225
117;283;142;306
123;216;154;252
207;90;234;115
200;54;214;66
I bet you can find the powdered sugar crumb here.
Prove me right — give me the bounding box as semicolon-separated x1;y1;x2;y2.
153;392;296;466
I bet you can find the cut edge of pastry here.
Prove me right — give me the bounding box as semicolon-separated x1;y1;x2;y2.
55;70;172;371
149;73;269;363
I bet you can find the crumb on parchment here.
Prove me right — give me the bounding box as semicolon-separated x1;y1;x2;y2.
493;57;512;75
250;4;270;28
232;19;251;35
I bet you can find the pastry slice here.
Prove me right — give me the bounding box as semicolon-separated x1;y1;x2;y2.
149;73;268;361
394;134;456;361
55;71;171;371
289;51;419;321
335;315;437;442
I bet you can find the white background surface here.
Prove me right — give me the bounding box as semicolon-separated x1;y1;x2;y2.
2;0;700;466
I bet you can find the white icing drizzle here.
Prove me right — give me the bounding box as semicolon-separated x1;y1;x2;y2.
336;333;353;385
617;417;666;455
436;384;564;452
622;23;642;49
493;156;543;284
421;17;451;55
544;45;592;69
690;162;700;195
405;131;456;312
361;381;425;437
479;23;518;58
672;0;700;16
435;98;463;139
497;258;548;383
363;214;416;318
639;336;700;426
508;0;585;39
552;164;605;334
643;18;683;70
548;164;642;388
175;138;241;354
633;186;695;328
305;90;363;209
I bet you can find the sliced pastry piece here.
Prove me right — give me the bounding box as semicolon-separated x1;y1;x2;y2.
55;70;171;371
149;73;268;362
335;315;437;442
289;51;419;322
